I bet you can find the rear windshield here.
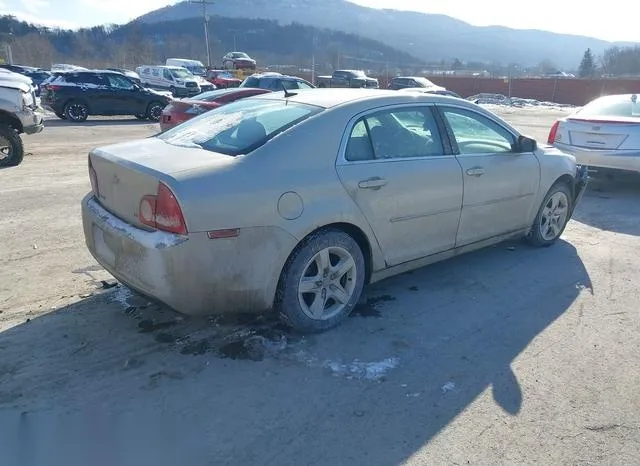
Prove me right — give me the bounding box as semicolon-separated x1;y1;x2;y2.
158;98;323;156
578;94;640;118
191;89;243;101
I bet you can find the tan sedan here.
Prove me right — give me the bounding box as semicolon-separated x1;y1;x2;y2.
82;89;588;333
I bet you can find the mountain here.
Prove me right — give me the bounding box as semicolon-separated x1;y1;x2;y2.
139;0;637;68
0;15;421;71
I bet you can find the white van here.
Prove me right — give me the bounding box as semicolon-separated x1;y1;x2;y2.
165;58;215;93
136;65;213;98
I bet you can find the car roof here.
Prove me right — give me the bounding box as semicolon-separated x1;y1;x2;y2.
249;88;469;109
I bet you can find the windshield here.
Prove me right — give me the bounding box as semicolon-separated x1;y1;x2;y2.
578;94;640;118
188;66;206;76
414;77;435;87
233;53;249;59
171;68;194;80
158;99;323;156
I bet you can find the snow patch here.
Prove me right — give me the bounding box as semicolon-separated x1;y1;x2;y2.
441;381;456;393
324;357;400;381
468;93;578;111
111;285;133;308
291;351;400;381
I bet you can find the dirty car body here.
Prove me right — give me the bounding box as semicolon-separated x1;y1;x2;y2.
82;89;587;333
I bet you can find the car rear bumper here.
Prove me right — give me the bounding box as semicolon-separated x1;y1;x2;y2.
555;143;640;173
82;194;295;316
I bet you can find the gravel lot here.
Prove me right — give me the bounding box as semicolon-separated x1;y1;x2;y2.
1;108;639;466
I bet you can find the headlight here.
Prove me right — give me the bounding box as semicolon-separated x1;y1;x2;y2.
185;104;207;115
22;91;35;108
175;80;184;85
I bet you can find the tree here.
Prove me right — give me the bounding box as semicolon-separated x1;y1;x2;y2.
578;48;596;78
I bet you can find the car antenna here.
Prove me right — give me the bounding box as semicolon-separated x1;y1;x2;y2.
282;82;297;98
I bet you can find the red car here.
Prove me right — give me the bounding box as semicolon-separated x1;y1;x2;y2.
205;69;242;88
159;88;271;131
222;52;257;70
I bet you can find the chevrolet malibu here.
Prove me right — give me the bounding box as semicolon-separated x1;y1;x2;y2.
82;89;588;333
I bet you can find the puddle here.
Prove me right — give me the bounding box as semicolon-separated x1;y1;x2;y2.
351;295;396;318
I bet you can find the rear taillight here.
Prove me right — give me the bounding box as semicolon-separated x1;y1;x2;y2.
47;85;62;91
547;120;560;144
88;158;99;196
138;182;187;235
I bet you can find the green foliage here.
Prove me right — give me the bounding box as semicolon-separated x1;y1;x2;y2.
578;48;596;78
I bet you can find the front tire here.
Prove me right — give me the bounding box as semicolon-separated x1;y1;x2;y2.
0;125;24;167
275;229;366;334
526;183;573;247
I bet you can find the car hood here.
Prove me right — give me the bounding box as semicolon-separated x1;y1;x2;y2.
0;79;32;93
144;88;172;99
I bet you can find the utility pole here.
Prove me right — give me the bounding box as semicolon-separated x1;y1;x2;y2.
189;0;215;68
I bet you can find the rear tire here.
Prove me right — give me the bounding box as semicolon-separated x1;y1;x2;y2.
275;229;366;334
0;125;25;168
526;183;573;247
64;101;89;122
146;101;165;122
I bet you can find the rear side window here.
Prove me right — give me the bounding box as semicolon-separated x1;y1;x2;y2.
158;99;323;156
578;94;640;118
345;107;444;161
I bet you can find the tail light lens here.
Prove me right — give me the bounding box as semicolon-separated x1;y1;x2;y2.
88;158;99;196
138;182;188;235
47;84;62;91
547;120;560;144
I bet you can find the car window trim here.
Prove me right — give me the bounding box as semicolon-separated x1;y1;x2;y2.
337;102;455;166
434;104;522;157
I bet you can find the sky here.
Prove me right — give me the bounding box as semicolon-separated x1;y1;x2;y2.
1;0;638;43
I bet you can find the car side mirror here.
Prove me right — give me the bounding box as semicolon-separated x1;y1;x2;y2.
515;135;537;153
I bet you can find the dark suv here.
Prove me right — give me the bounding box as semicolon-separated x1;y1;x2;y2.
41;70;172;122
239;72;314;91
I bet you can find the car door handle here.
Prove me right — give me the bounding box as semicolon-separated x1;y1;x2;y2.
358;177;387;190
465;167;485;177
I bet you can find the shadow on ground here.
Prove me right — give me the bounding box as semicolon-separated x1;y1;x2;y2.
0;239;590;466
573;170;640;236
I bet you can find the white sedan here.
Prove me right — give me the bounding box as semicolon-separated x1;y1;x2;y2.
548;93;640;173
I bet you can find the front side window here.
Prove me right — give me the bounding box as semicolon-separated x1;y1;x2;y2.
441;107;515;154
345;107;444;161
158;99;323;156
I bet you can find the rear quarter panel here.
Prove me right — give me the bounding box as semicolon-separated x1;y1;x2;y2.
172;109;387;272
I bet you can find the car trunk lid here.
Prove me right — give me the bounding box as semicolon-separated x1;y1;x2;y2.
563;117;640;150
90;138;233;229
